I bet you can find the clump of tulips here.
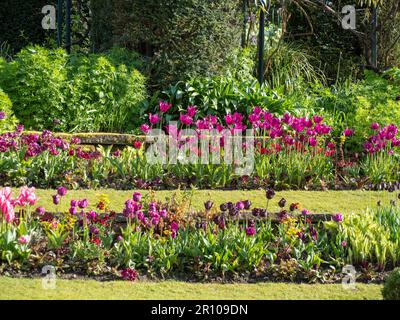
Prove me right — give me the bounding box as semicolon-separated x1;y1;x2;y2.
141;102;337;157
364;123;400;154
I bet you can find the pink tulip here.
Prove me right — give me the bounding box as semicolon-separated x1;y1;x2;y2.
1;199;15;223
149;113;160;125
0;187;12;200
18;235;31;245
159;101;172;113
179;114;193;126
343;128;354;137
140;124;151;134
18;187;38;206
187;106;197;118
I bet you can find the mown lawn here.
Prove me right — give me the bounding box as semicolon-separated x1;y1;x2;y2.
0;277;382;300
32;189;391;214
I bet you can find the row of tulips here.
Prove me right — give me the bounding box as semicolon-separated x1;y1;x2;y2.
1;103;400;189
1;186;400;281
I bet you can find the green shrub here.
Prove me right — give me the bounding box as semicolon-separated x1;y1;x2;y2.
353;70;400;137
382;268;400;300
0;47;68;130
0;46;146;132
0;88;17;132
149;73;321;122
66;52;146;132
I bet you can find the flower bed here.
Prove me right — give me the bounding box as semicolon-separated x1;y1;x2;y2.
1;186;399;282
1;103;399;190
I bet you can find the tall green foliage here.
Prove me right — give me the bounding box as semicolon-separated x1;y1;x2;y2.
0;46;146;132
0;88;17;132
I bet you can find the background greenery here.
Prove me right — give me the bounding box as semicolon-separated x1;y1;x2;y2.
0;46;146;132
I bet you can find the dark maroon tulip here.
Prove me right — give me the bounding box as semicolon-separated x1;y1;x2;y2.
204;201;214;211
279;210;289;220
259;209;267;218
52;195;60;205
220;203;228;212
252;208;259;217
278;198;286;208
243;200;252;210
266;189;275;200
229;208;239;217
213;216;220;225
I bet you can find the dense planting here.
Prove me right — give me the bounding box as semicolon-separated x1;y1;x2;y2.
0;102;399;190
1;186;399;282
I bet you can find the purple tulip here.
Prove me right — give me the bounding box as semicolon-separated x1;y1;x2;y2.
35;206;45;216
132;192;142;202
87;210;97;220
78;199;88;209
52;195;60;205
160;209;167;218
333;213;343;222
57;186;67;196
246;226;256;236
301;209;310;216
235;201;245;210
343;128;354;137
371;122;379;130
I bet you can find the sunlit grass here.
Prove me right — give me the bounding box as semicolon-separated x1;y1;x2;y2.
31;189;393;214
0;277;382;300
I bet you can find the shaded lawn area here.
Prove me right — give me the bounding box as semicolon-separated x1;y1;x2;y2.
31;189;392;214
0;277;382;300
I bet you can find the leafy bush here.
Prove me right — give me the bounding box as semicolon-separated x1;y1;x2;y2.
382;268;400;300
0;88;17;132
0;46;146;132
151;77;314;121
66;52;146;132
352;70;400;137
0;47;67;130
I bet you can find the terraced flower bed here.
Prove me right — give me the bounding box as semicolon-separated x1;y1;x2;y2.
1;105;400;190
1;186;399;284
